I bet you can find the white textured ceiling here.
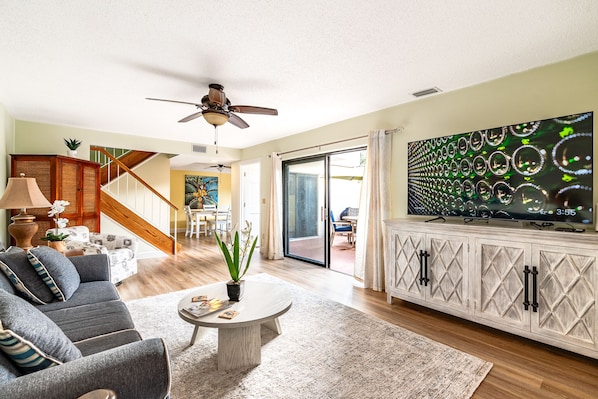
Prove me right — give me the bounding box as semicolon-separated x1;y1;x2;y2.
1;1;598;154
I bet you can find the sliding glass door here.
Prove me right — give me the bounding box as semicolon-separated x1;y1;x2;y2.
283;157;327;265
283;149;366;270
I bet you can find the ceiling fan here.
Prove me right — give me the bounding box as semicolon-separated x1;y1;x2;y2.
207;164;231;173
146;83;278;129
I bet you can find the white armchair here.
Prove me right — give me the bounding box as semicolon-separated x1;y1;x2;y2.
45;226;138;284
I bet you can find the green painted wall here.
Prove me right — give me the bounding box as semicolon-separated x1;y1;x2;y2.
13;120;241;161
243;52;598;229
0;103;14;248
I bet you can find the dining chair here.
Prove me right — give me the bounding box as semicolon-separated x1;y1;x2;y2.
330;211;354;245
184;205;208;237
212;208;231;238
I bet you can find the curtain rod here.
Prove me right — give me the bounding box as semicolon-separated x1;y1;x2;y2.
276;127;402;157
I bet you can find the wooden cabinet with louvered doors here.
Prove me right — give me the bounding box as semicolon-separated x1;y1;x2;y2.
10;154;101;246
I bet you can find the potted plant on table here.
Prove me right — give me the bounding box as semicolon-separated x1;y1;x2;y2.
214;221;258;301
41;200;70;252
64;138;82;157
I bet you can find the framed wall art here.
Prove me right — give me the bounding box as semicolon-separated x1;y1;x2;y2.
185;175;218;209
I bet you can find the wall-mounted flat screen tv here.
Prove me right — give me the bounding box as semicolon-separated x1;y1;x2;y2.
407;112;593;224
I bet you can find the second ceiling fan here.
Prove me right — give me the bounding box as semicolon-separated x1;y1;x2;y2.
147;83;278;129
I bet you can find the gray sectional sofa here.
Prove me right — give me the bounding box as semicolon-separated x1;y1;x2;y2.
0;249;171;399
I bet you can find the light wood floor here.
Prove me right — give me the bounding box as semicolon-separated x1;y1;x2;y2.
118;234;598;399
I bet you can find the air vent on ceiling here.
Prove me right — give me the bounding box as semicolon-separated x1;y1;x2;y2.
192;144;207;153
412;87;442;98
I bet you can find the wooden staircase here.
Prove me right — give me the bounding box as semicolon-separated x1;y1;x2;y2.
101;192;181;254
92;146;179;255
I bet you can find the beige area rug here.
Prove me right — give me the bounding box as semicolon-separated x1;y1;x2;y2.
126;274;492;398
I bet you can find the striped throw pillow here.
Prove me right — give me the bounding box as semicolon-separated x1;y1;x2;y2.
0;252;55;305
0;323;61;372
27;247;80;301
0;290;82;374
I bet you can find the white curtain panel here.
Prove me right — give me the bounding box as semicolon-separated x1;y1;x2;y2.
354;129;393;291
263;152;284;259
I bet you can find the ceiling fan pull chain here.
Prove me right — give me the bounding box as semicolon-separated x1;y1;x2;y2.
214;126;219;154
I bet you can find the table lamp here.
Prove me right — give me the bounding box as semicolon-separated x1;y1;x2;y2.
0;173;52;249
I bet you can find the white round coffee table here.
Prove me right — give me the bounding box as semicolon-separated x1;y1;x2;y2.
177;280;292;370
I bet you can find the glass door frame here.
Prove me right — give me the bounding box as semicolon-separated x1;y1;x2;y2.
282;147;366;269
282;155;330;267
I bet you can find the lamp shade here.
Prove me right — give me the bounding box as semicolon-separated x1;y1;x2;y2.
0;175;52;210
203;110;229;126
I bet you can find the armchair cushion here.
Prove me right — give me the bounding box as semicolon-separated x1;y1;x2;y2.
64;241;109;256
27;247;81;301
0;290;82;374
0;251;55;305
47;227;138;284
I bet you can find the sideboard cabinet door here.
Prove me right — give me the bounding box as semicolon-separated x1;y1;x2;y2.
387;230;425;302
473;238;531;333
532;244;597;351
386;228;470;315
427;233;469;314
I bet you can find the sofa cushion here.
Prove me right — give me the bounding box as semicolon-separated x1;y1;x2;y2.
0;289;82;374
0;350;21;382
35;281;120;312
75;329;142;356
27;247;81;301
44;300;135;343
0;251;55;305
0;271;15;296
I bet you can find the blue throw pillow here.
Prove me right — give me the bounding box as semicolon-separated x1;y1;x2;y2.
0;289;82;374
27;247;80;301
0;251;55;305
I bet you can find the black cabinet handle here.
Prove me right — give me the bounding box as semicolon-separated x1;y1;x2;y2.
531;266;539;312
422;250;430;287
523;266;530;311
419;250;425;285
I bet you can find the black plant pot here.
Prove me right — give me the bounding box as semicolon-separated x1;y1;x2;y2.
226;280;245;302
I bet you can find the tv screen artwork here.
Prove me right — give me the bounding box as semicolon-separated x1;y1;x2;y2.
407;112;593;224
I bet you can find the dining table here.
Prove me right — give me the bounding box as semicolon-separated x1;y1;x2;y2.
190;209;218;235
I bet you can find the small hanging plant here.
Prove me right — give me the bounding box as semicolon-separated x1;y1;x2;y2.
64;138;82;150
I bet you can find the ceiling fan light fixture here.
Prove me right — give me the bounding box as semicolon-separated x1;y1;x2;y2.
203;110;229;126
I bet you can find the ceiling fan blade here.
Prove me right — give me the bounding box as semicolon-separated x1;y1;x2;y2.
228;113;250;129
178;111;204;123
208;84;226;106
146;97;200;107
229;105;278;115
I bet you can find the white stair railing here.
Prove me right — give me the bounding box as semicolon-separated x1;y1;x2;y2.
91;146;178;252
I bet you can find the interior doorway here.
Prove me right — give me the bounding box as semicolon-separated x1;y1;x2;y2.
283;148;365;274
240;161;261;244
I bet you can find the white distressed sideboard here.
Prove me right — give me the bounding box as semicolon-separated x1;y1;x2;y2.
384;219;598;359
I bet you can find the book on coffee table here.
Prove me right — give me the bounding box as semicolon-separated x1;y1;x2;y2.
183;298;232;318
